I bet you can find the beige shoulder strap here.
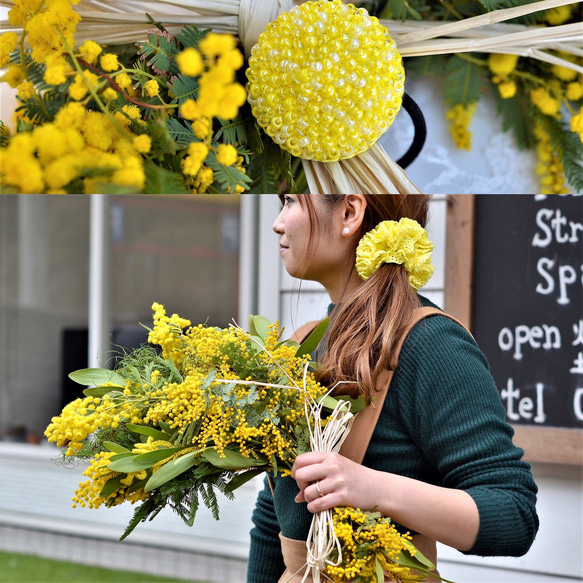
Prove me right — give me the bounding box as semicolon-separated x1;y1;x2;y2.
290;319;324;343
339;307;470;464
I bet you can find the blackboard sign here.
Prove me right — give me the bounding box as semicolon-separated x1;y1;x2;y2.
472;195;583;430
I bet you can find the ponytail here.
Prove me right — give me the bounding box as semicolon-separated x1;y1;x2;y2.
301;194;432;401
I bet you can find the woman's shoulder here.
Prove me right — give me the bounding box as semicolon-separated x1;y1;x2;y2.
408;296;476;347
400;298;490;377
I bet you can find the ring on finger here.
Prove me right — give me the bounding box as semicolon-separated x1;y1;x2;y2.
315;481;324;497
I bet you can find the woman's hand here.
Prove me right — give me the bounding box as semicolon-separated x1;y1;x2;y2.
292;451;480;552
291;451;381;514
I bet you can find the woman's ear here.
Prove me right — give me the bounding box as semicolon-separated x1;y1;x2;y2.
340;195;367;237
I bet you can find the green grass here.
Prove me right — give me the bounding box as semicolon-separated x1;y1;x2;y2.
0;551;205;583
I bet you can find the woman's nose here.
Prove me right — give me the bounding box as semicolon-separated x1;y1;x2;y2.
272;211;284;235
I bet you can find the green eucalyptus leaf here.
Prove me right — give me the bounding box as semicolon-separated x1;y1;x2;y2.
108;447;180;472
321;394;367;414
109;452;135;462
144;451;200;492
69;368;126;387
158;421;173;434
127;477;149;494
202;447;268;470
103;441;131;454
110;448;180;472
319;394;365;414
99;475;123;498
224;468;265;493
107;456;138;472
250;315;271;340
375;556;384;583
126;424;172;441
296;317;329;358
391;544;456;582
83;386;124;398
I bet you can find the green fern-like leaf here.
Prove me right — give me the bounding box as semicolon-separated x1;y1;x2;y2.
493;88;535;151
143;160;190;194
138;32;178;76
380;0;428;20
215;117;250;146
0;121;8;148
248;158;282;194
16;89;68;124
444;55;489;106
169;74;199;103
406;55;448;77
166;117;197;147
206;150;253;194
546;116;583;193
175;25;211;49
246;129;295;194
119;496;160;541
146;117;178;157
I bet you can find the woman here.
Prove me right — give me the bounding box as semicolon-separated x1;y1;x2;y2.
247;194;538;582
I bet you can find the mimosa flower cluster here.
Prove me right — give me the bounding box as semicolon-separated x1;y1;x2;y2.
45;303;440;581
324;507;428;583
0;1;250;194
45;303;327;538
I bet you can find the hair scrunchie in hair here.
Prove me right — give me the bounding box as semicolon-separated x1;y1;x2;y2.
355;218;434;289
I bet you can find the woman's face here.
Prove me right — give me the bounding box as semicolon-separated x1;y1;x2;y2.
272;195;349;289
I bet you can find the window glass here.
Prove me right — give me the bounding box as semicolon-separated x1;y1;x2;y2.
0;195;240;443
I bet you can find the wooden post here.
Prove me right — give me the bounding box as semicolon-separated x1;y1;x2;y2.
444;194;475;330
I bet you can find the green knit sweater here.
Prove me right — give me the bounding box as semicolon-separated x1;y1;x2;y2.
246;299;539;582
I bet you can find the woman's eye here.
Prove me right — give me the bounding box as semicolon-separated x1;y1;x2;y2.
283;195;294;206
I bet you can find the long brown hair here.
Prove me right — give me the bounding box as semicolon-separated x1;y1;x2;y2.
298;194;432;400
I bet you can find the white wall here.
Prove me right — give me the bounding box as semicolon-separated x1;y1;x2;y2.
257;194;583;583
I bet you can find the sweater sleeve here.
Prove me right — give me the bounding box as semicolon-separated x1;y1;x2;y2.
247;476;286;583
396;315;539;557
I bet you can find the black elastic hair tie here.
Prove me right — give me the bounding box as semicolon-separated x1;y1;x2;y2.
395;93;427;169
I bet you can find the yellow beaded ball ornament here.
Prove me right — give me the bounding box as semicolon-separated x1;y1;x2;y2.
246;0;405;162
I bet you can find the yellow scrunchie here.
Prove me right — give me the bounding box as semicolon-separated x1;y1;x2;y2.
355;218;434;290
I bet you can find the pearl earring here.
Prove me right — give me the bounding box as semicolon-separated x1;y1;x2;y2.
342;227;350;235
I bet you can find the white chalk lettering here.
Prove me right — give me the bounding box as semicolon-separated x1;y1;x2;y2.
500;378;520;421
534;383;546;424
532;208;583;247
498;324;561;360
500;379;546;424
535;257;582;305
558;264;577;305
498;328;513;351
535;257;555;295
574;388;583;422
541;324;561;349
570;352;583;374
532;209;553;248
573;320;583;347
